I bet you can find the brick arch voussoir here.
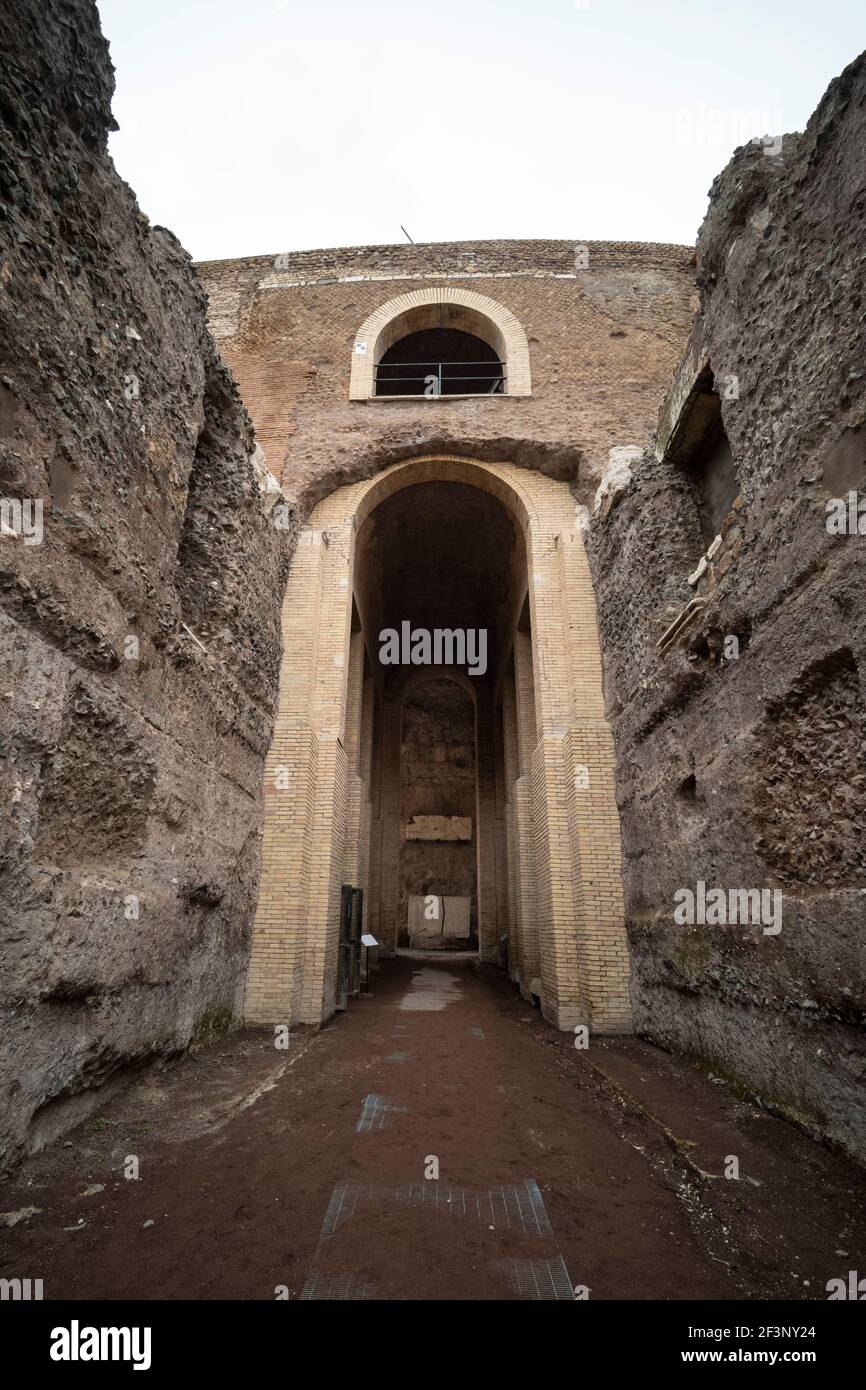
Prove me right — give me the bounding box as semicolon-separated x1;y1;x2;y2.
349;288;532;399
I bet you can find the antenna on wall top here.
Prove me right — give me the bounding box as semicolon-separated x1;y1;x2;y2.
400;225;415;244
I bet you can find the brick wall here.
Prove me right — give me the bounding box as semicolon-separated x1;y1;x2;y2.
197;237;696;1037
196;238;696;509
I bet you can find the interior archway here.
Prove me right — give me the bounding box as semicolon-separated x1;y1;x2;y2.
353;477;526;963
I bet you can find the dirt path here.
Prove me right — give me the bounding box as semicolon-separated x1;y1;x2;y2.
2;957;864;1300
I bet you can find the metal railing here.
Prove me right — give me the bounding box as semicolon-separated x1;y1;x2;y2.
375;360;505;396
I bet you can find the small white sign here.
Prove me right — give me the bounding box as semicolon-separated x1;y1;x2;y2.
361;933;378;947
354;341;367;355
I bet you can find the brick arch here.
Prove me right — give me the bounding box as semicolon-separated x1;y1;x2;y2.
398;666;479;708
349;289;532;399
246;450;632;1035
329;453;539;535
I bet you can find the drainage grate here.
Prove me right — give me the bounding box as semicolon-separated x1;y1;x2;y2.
300;1272;377;1300
320;1181;376;1238
398;1178;552;1235
355;1094;406;1132
491;1254;575;1300
522;1178;554;1235
320;1178;553;1236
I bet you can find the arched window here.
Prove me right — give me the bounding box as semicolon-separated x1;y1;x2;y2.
349;288;532;400
376;327;503;397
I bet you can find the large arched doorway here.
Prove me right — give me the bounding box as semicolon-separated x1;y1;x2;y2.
244;455;632;1036
353;476;524;964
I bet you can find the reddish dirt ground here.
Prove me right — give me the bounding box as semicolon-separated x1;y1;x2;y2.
2;956;864;1300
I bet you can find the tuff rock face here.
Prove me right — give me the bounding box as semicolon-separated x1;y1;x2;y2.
588;53;866;1162
0;0;292;1165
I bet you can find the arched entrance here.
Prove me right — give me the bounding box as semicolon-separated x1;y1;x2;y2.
244;455;632;1034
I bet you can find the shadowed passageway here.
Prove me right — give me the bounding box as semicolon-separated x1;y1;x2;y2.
3;958;865;1301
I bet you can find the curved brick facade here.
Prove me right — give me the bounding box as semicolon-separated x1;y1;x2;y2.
196;238;697;509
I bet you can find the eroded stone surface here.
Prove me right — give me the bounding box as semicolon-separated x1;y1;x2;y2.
0;0;292;1165
588;54;866;1162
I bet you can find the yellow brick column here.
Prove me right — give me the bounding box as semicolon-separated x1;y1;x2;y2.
525;522;590;1032
502;668;539;995
514;631;542;993
244;526;325;1024
492;691;511;970
524;480;632;1034
244;512;356;1026
500;677;522;982
342;629;368;887
366;683;384;950
356;670;376;918
343;637;376;948
297;516;356;1020
375;678;402;955
559;526;632;1032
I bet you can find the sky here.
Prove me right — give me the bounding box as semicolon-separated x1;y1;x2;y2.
98;0;864;263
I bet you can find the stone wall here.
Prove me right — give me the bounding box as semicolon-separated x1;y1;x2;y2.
587;53;866;1162
196;238;698;511
0;0;292;1166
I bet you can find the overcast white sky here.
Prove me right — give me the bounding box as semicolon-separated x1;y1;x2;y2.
98;0;864;263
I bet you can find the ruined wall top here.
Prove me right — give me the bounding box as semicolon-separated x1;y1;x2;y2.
198;237;694;291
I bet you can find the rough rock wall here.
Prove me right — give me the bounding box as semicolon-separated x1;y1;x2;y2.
588;54;866;1161
0;0;293;1166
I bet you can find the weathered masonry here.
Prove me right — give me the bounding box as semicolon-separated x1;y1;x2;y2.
0;18;700;1165
245;453;629;1031
3;0;864;1170
197;242;698;1032
0;0;293;1169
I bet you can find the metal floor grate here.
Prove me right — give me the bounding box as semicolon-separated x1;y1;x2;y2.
300;1272;377;1300
319;1178;552;1238
491;1254;575;1300
355;1093;407;1132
